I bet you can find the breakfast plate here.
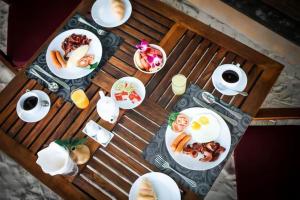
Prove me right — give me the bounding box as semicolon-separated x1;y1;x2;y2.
91;0;132;28
111;77;146;109
46;29;102;80
129;172;181;200
165;107;231;170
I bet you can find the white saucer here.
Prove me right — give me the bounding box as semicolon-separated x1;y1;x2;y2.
91;0;132;28
16;90;51;123
212;65;247;96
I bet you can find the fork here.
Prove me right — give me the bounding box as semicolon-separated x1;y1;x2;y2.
77;16;107;36
154;155;197;188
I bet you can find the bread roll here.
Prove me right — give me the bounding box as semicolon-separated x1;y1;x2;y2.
111;0;125;21
136;178;157;200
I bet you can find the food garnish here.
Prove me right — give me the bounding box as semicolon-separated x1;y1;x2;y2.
168;112;189;133
183;141;226;162
114;81;141;103
135;40;163;72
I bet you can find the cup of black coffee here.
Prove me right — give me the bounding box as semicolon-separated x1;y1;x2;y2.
19;91;42;114
220;65;242;88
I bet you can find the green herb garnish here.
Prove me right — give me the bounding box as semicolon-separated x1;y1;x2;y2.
88;62;99;70
168;112;179;126
55;138;87;151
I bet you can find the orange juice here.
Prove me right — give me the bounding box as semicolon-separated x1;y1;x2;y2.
71;89;89;109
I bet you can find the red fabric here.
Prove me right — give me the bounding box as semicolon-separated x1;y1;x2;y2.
234;125;300;200
6;0;81;68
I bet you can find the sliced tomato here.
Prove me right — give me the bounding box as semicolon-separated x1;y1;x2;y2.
176;114;189;127
129;91;141;102
171;122;185;133
114;93;124;101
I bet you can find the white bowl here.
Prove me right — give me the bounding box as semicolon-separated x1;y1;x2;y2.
133;44;167;74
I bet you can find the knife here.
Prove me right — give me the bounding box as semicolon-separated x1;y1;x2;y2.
192;97;238;126
33;65;70;91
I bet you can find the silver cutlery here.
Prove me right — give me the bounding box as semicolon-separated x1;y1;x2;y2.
28;69;59;92
226;88;248;96
32;65;70;91
202;92;243;120
154;155;197;188
193;97;238;126
77;16;107;36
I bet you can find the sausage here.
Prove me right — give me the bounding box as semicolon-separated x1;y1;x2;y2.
175;135;191;153
55;51;66;67
171;133;187;151
50;51;61;68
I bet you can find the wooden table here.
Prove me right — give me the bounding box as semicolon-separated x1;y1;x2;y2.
0;0;283;199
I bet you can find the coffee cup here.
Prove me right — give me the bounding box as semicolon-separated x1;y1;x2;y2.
219;64;242;88
18;90;48;115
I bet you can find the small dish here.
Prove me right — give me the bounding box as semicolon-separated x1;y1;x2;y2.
91;0;132;28
133;44;167;74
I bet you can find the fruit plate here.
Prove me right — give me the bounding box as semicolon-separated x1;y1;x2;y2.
91;0;132;28
111;77;146;109
165;107;231;171
46;29;102;80
133;44;167;74
129;172;181;200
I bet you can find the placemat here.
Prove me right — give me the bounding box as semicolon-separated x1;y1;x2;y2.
142;84;252;198
26;14;122;101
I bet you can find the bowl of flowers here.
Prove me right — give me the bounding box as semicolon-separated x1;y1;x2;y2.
133;40;167;74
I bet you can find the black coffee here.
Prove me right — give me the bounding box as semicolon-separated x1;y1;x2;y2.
222;70;239;83
23;96;38;110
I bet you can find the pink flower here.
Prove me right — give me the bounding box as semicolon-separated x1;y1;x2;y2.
147;54;163;68
135;39;149;52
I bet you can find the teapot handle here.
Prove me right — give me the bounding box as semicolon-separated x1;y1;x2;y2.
99;90;105;98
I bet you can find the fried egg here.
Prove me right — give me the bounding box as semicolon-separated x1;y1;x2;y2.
188;114;220;143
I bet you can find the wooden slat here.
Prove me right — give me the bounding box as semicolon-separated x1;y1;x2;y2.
73;175;112;200
102;63;128;79
132;0;174;28
146;30;195;95
131;11;169;34
94;149;139;183
92;70;116;92
119;24;157;43
108;56;136;75
150;35;203;102
254;108;300;120
0;72;27;112
14;96;63;143
126;18;163;41
81;167;128;200
0;80;36;125
125;110;159;134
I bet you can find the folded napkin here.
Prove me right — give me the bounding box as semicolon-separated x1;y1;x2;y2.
143;84;252;198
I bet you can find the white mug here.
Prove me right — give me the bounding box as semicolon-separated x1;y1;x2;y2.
219;64;242;88
18;91;43;115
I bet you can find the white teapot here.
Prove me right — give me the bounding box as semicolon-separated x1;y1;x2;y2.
96;91;119;123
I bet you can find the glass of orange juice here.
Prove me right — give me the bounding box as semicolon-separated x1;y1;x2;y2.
71;89;89;109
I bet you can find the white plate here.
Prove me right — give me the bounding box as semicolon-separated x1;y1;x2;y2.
16;90;51;123
129;172;181;200
111;77;146;109
91;0;132;28
165;107;231;171
212;64;247;96
46;29;102;80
